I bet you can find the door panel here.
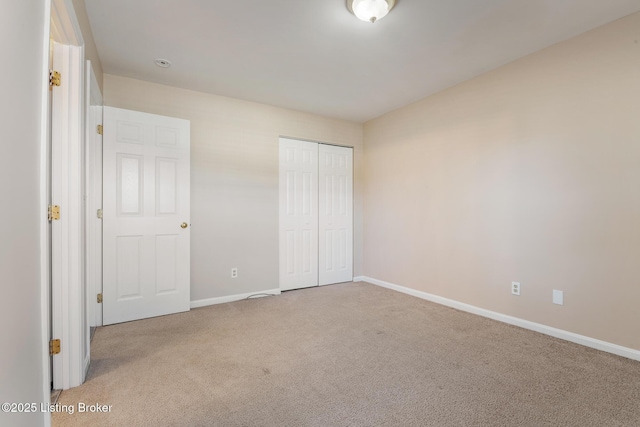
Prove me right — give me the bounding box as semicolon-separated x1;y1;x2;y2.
279;138;319;291
156;158;177;214
116;235;142;299
103;107;190;325
117;154;143;215
319;144;353;285
156;235;178;294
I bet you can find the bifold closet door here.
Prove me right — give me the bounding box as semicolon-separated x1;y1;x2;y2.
279;138;319;291
318;144;353;285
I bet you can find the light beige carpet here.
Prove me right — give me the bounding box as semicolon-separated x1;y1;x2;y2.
54;282;640;426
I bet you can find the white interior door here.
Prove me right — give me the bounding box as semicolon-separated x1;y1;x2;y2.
279;138;319;291
103;107;190;325
319;144;353;285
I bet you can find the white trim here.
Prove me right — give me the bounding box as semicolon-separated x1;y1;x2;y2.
40;2;53;426
361;276;640;362
51;41;86;390
50;0;83;46
85;61;103;328
84;353;91;378
48;0;87;393
353;276;365;282
191;289;282;309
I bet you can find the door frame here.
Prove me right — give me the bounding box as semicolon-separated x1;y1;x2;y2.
85;62;103;329
48;0;87;392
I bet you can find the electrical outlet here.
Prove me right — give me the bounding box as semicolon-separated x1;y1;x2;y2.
231;268;238;279
511;282;521;296
553;290;564;305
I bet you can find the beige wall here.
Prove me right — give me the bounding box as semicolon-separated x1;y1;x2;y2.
104;74;363;301
72;0;103;89
0;2;47;426
363;12;640;351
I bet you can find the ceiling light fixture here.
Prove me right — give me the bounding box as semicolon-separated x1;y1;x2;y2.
154;58;172;68
346;0;396;23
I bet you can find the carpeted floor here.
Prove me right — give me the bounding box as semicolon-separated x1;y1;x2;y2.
53;282;640;426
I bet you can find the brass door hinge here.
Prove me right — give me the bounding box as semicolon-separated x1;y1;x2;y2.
97;125;103;135
49;339;61;355
48;205;61;221
49;70;61;88
97;293;103;303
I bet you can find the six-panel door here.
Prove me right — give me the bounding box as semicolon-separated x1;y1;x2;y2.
319;144;354;286
279;138;319;291
103;107;190;325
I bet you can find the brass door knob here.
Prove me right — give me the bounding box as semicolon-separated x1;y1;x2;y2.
180;222;188;229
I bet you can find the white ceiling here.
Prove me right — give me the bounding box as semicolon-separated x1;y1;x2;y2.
85;0;640;123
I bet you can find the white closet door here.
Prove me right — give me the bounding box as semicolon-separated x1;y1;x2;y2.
103;107;190;325
319;144;353;285
279;138;319;291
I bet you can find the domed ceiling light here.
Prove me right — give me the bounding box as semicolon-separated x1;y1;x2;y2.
347;0;396;23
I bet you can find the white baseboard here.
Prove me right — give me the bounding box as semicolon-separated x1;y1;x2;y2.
360;276;640;362
191;288;282;309
83;354;91;380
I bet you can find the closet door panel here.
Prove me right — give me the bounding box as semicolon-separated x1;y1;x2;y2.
319;144;353;286
279;138;319;290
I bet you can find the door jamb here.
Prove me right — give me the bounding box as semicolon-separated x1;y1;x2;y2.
49;0;87;392
85;62;103;330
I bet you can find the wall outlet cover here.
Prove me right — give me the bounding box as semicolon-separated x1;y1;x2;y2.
553;290;564;305
512;282;521;296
